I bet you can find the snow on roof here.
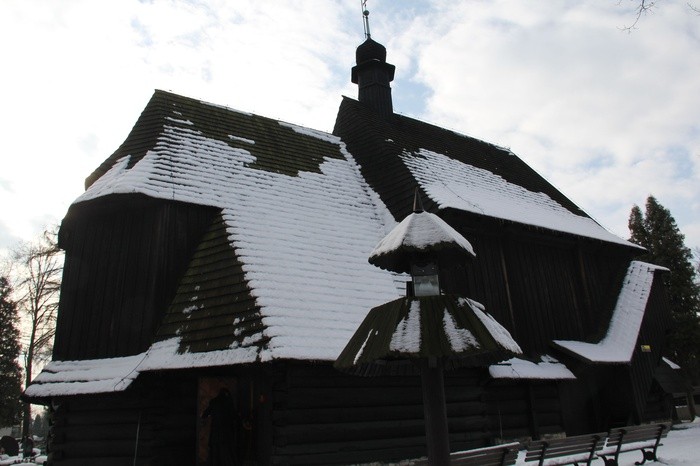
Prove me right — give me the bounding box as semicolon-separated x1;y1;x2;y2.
25;337;267;397
24;354;143;397
553;261;667;363
402;148;638;247
73;106;401;364
369;211;475;259
489;355;576;380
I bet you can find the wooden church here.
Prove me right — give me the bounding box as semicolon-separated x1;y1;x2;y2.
25;27;674;466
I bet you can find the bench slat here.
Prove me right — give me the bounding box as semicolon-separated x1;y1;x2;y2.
525;433;605;465
525;434;605;455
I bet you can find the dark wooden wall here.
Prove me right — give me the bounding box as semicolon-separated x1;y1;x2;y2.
54;195;216;360
268;361;559;465
629;276;673;423
48;373;196;466
440;212;634;357
484;380;564;442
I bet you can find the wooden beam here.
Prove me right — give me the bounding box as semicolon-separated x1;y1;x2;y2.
420;358;450;466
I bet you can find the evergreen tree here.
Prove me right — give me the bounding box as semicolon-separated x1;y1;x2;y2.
628;196;700;381
31;410;49;440
0;276;23;427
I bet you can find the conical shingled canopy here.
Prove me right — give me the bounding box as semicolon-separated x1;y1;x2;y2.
334;295;521;376
368;210;475;274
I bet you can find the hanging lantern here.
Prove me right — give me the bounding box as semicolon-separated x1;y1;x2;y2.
411;259;440;297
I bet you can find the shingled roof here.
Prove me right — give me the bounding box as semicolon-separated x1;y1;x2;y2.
333;97;639;248
76;90;403;364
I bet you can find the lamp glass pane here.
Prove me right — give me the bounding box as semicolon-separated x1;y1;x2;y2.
414;274;440;297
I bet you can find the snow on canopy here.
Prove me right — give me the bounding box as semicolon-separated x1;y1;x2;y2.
402;148;638;248
72;101;402;366
553;261;667;363
389;300;422;353
369;211;475;267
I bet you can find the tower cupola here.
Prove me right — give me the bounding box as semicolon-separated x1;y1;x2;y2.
351;7;395;120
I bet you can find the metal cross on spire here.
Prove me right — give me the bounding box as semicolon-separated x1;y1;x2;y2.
361;0;371;39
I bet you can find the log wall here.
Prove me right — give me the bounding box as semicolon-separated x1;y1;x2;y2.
484;380;564;442
269;362;493;465
48;374;196;466
441;215;634;357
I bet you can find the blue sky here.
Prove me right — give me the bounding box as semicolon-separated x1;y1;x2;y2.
1;0;699;256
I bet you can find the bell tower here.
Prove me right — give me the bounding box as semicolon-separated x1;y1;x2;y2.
351;5;395;119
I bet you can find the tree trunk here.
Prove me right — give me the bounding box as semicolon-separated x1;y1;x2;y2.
22;327;35;440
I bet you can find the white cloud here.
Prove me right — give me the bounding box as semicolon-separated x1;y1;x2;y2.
387;1;700;248
1;0;698;255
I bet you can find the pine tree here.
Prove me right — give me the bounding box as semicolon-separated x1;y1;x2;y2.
31;410;49;440
0;276;23;427
628;195;700;382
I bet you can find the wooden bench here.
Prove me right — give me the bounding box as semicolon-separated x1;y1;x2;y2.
524;432;606;466
598;423;670;466
413;442;520;465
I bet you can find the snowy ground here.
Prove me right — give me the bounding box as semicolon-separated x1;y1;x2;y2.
0;454;45;465
517;419;700;466
608;419;699;466
0;420;697;465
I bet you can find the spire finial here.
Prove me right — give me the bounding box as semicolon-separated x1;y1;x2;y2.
362;0;371;39
413;187;425;213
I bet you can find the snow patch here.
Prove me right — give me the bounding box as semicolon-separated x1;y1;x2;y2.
460;298;522;354
354;329;374;365
390;300;421;353
229;135;255;145
443;308;479;351
663;357;681;370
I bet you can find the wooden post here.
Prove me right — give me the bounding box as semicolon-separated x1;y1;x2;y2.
420;358;450;465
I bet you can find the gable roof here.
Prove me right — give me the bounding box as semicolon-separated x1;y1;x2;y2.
333;97;638;248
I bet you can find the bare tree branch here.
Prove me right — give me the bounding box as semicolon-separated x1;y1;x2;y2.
11;227;62;438
620;0;657;32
